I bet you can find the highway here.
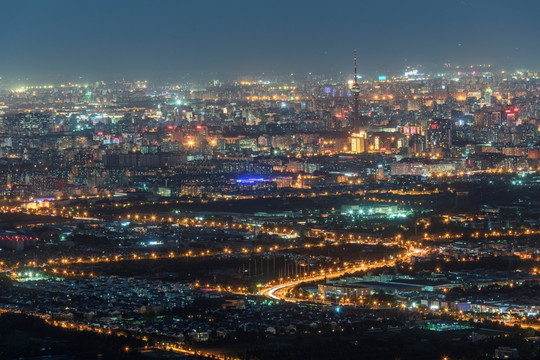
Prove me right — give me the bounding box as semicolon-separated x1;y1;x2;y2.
259;257;399;302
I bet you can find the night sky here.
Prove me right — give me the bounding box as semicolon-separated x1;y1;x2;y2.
1;0;540;82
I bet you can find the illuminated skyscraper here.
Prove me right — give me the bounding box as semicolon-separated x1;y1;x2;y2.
427;118;452;152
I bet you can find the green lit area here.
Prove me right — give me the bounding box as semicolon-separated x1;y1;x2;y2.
341;204;412;219
15;270;48;282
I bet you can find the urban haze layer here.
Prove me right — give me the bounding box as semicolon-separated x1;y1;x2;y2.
2;61;540;360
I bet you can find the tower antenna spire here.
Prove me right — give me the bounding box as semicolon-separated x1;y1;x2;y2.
351;50;361;132
354;50;358;84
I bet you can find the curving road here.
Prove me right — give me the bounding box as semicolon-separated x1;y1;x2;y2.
259;257;400;302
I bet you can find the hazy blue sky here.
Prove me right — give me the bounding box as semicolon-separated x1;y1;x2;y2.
1;0;539;82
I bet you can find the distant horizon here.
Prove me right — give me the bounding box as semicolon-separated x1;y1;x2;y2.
0;61;537;88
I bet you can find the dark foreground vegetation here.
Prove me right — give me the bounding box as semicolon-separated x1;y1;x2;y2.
0;312;144;359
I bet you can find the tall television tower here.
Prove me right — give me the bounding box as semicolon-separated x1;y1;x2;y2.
351;51;361;132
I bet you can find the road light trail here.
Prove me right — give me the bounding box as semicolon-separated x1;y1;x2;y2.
260;258;399;302
260;249;421;302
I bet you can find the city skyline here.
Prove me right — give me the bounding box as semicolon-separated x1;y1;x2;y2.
3;2;540;359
